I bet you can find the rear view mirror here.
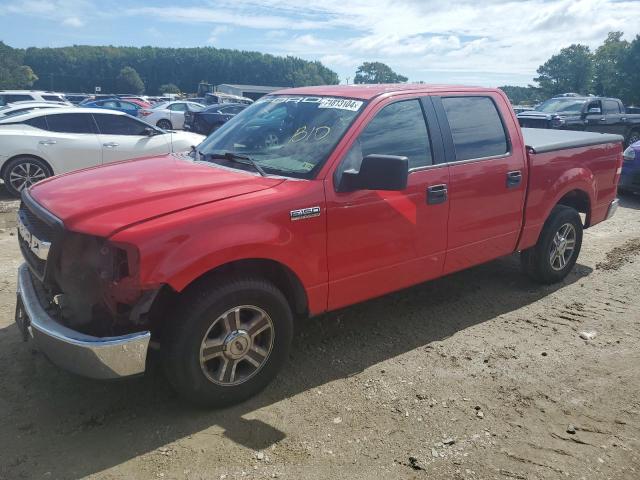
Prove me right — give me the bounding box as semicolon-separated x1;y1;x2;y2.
587;107;602;114
337;154;409;192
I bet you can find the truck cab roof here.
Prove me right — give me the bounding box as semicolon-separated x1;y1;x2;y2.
274;84;494;101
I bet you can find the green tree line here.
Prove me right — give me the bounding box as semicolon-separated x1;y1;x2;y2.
500;32;640;106
0;42;339;94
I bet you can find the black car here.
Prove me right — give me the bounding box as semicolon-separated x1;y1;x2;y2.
517;96;640;146
184;103;247;135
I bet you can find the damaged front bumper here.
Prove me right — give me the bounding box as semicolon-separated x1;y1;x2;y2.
16;263;151;379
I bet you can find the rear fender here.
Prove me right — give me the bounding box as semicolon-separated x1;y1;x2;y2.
517;167;595;251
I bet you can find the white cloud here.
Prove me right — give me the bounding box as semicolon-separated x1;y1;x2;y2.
207;25;231;44
62;16;84;27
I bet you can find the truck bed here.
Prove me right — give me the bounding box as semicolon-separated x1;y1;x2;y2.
522;128;623;153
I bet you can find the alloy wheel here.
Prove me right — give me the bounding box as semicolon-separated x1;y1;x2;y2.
9;162;47;192
549;223;577;271
199;305;274;386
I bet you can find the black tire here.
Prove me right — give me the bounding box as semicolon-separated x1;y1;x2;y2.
2;156;52;197
163;276;293;407
157;119;172;130
521;205;583;284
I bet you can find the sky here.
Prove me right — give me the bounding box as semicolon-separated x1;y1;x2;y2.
2;0;640;87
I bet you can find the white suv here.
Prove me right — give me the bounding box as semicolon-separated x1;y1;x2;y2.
0;91;69;106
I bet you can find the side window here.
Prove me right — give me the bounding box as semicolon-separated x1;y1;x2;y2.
604;100;620;114
586;100;602;113
340;100;432;174
45;113;96;133
4;94;34;104
94;114;149;135
24;116;48;130
442;96;508;161
169;103;187;112
102;100;119;108
120;101;138;110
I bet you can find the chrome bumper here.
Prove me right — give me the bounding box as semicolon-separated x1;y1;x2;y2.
605;198;619;220
16;263;151;379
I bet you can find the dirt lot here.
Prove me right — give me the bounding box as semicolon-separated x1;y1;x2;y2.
0;189;639;480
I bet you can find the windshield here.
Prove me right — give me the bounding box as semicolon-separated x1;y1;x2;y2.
153;101;170;110
197;95;365;178
189;103;205;112
535;98;586;114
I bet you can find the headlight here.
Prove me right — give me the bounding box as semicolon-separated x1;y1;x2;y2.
623;146;636;163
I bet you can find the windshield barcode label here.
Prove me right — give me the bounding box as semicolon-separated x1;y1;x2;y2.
318;98;363;111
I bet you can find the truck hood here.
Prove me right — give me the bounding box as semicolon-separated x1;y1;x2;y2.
517;110;578;119
29;154;285;237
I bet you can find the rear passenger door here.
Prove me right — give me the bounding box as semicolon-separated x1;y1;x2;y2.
433;95;527;274
326;97;450;309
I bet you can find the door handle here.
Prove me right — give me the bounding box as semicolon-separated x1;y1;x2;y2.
38;140;56;145
427;184;448;204
506;170;522;188
102;142;119;148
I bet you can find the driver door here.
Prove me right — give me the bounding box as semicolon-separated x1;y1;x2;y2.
93;113;170;164
325;97;450;309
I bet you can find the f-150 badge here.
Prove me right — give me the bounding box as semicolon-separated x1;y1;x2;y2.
290;206;321;221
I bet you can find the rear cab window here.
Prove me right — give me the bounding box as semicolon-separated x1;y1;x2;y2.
441;96;509;161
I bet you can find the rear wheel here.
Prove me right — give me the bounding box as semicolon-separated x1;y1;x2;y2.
521;205;583;284
163;277;293;407
2;156;51;197
157;119;172;130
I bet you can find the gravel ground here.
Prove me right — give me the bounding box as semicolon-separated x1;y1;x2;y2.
0;188;639;480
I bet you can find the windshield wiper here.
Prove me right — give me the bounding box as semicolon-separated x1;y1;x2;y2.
200;151;267;177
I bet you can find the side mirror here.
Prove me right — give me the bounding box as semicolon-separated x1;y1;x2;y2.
337;154;409;192
144;126;157;136
587;107;602;114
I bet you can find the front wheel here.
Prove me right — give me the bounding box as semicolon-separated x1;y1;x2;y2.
521;205;583;284
163;277;293;407
2;156;51;197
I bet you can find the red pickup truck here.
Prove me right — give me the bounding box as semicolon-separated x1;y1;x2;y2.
15;84;622;406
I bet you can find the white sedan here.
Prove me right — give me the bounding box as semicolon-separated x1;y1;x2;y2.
0;107;205;196
138;101;205;130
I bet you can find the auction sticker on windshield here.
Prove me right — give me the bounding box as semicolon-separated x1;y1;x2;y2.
318;98;363;111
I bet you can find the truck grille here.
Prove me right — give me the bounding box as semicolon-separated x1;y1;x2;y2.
518;118;550;129
17;198;61;281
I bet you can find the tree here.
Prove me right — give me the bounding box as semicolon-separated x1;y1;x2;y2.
534;44;593;96
21;45;338;94
354;62;408;84
498;85;543;105
116;66;145;94
159;83;181;94
593;32;629;98
0;41;38;89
